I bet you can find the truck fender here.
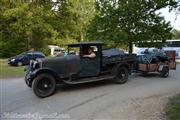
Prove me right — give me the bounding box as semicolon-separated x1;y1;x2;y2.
34;68;62;84
111;62;131;75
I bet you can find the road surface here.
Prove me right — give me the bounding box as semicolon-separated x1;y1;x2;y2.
1;65;180;120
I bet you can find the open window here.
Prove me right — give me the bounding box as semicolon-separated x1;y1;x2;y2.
80;46;98;58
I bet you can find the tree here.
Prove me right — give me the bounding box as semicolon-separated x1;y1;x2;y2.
0;0;55;57
52;0;96;42
0;0;96;57
87;0;178;53
70;0;96;42
172;29;180;39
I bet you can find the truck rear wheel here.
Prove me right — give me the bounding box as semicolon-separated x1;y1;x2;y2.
32;73;56;98
114;67;128;84
160;66;169;78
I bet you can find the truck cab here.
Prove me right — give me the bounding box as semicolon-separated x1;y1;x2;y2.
67;42;103;78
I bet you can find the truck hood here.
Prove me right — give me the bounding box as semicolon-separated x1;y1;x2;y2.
41;55;81;75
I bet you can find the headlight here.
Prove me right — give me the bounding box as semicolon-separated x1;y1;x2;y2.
30;60;41;68
33;61;41;68
33;61;37;68
11;59;15;62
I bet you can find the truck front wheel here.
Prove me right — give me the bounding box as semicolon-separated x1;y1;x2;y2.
114;67;128;84
32;73;56;98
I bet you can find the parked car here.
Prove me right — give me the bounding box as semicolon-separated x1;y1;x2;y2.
8;51;45;66
25;42;137;98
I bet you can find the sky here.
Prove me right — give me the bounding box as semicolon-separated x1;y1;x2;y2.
159;7;180;30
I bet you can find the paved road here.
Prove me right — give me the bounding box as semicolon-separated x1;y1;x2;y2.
1;65;180;119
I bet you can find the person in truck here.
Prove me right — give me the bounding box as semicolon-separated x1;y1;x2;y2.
83;47;96;58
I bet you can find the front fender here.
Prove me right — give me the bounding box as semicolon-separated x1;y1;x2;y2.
35;68;62;81
25;67;63;86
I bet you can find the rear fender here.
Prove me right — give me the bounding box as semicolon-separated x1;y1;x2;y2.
112;63;131;75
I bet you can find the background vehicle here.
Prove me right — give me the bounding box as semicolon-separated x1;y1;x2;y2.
133;39;180;59
163;39;180;59
48;45;65;56
8;51;45;66
25;42;137;98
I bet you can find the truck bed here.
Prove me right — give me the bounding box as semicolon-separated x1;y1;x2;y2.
102;54;137;65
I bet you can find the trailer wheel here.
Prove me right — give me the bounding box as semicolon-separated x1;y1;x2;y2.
114;67;128;84
32;73;56;98
160;66;169;78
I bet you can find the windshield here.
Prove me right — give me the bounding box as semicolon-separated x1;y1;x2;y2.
68;46;79;55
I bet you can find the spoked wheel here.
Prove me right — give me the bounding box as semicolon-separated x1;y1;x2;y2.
32;74;56;98
114;67;129;84
160;66;169;78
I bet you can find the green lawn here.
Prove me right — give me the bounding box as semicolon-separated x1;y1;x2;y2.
166;94;180;120
0;59;25;78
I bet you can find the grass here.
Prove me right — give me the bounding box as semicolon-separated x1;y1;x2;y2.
0;59;25;78
166;94;180;120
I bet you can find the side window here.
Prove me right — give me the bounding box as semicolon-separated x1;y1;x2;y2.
34;53;40;59
81;46;98;57
34;54;38;58
23;54;28;59
68;47;80;55
26;54;32;59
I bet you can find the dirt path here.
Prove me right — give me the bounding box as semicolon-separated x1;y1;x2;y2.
1;65;180;120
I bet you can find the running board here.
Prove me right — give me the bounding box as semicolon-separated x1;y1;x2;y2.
63;75;115;85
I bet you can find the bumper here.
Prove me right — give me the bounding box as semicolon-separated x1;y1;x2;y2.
25;66;36;87
8;61;17;66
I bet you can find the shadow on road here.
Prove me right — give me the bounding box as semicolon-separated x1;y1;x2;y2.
55;80;114;93
139;73;161;78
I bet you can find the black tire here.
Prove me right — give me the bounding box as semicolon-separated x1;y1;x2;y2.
114;67;129;84
17;62;23;66
160;66;169;78
32;73;56;98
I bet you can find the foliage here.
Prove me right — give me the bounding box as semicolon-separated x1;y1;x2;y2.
86;0;179;53
0;0;96;57
172;29;180;39
0;0;55;57
166;94;180;120
68;0;96;42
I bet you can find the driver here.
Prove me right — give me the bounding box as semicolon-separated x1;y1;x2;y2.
83;47;96;58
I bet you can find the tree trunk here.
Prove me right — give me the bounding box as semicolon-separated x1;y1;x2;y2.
128;42;133;54
80;31;84;42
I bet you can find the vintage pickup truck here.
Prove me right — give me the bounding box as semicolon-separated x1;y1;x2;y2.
25;42;137;98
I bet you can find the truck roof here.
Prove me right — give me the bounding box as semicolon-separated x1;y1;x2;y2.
68;42;104;47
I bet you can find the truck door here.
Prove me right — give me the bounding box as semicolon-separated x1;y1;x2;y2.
78;57;100;77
